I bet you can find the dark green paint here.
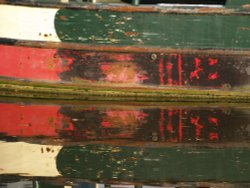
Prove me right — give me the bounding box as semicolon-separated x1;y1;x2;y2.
55;9;250;49
57;145;250;182
227;0;250;8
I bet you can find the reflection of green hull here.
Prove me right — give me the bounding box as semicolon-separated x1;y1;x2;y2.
57;144;250;183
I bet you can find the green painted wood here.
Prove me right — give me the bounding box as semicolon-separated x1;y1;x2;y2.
55;9;250;49
227;0;250;8
57;145;250;182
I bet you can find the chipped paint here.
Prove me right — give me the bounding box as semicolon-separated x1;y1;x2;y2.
57;144;250;182
0;4;249;49
54;8;250;49
1;44;249;90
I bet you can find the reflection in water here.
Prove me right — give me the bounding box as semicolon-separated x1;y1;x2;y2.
0;101;250;143
57;145;250;182
0;99;250;187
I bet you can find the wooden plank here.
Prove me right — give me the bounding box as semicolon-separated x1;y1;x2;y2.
1;140;250;183
0;43;249;90
0;4;250;49
54;7;250;49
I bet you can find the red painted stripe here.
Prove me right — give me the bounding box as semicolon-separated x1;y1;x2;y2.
0;45;64;81
178;54;182;86
158;57;164;85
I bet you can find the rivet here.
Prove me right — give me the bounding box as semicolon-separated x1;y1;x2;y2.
151;53;157;60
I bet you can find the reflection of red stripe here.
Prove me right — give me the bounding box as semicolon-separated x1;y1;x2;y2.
178;109;183;142
0;44;63;81
167;110;173;133
159;109;165;140
0;103;64;137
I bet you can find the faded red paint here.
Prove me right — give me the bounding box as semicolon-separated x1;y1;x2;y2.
190;58;203;81
178;54;183;86
209;132;219;140
191;116;204;140
159;57;164;85
0;45;230;88
208;72;219;80
0;103;64;137
100;62;148;83
0;45;65;81
208;116;219;126
101;121;112;128
166;62;173;85
108;54;133;61
208;58;219;66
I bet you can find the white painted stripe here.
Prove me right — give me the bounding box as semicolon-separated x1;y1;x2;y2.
0;5;60;42
0;141;62;177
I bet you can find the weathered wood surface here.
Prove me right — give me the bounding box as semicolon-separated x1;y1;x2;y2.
1;140;250;183
0;43;249;88
0;2;250;49
57;144;250;182
0;42;249;102
0;2;249;101
54;8;250;49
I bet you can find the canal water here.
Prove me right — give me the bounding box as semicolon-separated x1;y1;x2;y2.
0;98;250;188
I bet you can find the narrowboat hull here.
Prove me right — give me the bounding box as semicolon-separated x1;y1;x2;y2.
0;1;250;101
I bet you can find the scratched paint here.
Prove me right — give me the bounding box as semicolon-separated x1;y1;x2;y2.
0;44;249;89
0;44;66;81
1;100;250;143
57;144;250;182
55;9;250;49
0;4;250;49
1;140;250;184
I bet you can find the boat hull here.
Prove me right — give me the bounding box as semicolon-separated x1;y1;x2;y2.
0;43;250;86
0;3;250;101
